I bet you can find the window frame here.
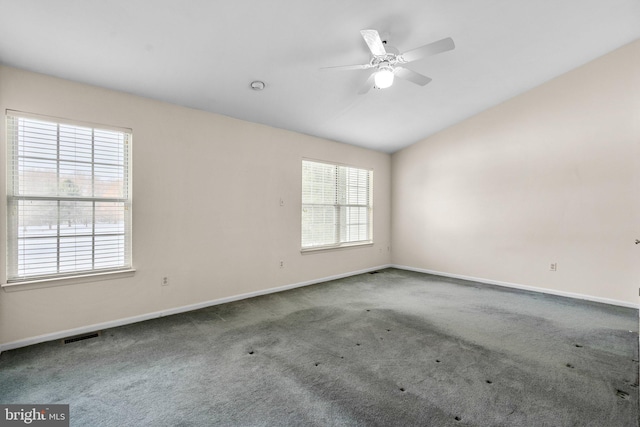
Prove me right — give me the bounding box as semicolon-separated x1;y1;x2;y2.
4;110;133;285
301;158;373;252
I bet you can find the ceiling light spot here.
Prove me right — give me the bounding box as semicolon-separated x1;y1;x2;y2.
374;68;394;89
250;81;265;91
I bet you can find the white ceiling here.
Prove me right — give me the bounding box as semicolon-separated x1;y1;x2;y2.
1;1;639;153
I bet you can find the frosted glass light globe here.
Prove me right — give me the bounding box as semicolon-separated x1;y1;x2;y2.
374;68;394;89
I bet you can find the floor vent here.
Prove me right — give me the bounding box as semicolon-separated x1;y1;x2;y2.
62;331;101;345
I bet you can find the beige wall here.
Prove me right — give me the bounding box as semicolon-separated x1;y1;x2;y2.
0;66;392;347
392;41;640;305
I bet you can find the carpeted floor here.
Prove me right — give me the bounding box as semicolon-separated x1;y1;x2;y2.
1;268;638;426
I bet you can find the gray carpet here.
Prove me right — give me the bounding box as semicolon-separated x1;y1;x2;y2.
1;268;638;426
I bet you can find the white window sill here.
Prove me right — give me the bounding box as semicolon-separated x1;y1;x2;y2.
1;269;136;292
301;242;373;254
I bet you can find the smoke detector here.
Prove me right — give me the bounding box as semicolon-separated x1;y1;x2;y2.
250;81;265;91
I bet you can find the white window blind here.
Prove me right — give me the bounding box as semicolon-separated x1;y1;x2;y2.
302;160;372;250
6;112;132;282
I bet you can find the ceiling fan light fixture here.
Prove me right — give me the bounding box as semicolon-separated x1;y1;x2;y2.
374;68;394;89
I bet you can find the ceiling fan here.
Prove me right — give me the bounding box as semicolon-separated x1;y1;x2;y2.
324;29;455;94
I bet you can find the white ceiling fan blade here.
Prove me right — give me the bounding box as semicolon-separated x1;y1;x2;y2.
360;29;387;57
399;37;455;63
321;63;373;71
358;73;375;95
394;67;432;86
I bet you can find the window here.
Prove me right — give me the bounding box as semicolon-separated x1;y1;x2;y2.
6;111;132;282
302;159;372;250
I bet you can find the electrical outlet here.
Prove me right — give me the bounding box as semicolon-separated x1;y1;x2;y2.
161;276;169;286
279;261;284;269
550;263;557;272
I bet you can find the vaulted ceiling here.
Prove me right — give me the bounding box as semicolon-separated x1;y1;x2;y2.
1;0;639;153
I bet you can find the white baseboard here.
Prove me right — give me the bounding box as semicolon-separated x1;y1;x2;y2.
392;264;640;310
0;264;392;353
